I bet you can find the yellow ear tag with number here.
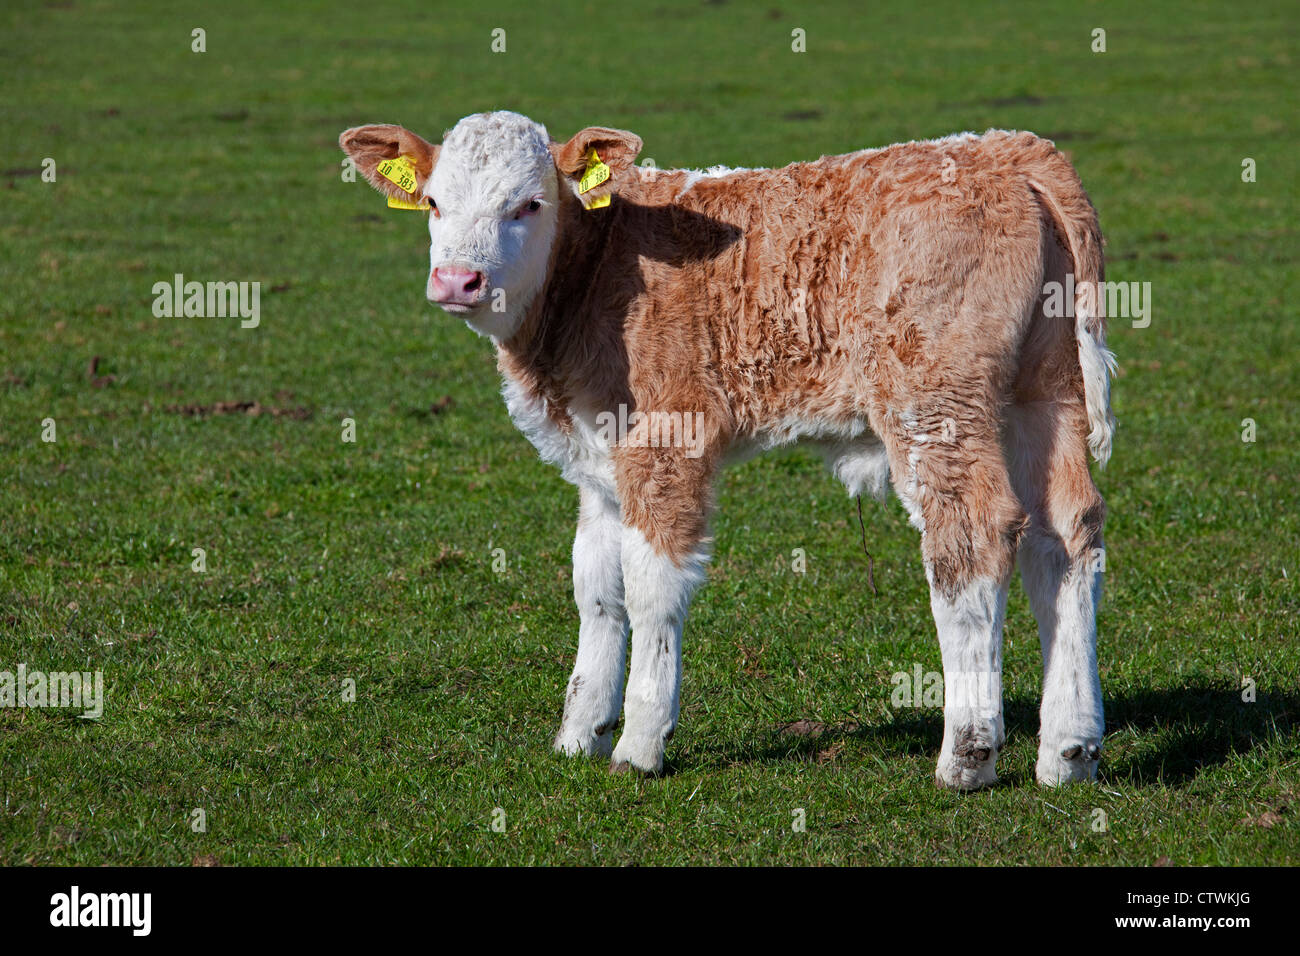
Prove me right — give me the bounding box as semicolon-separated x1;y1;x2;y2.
578;148;611;209
376;154;419;194
387;194;428;211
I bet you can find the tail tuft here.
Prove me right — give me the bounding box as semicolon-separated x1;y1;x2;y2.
1023;136;1115;468
1076;310;1117;467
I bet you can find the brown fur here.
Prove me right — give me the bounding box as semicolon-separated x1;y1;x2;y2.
496;129;1105;596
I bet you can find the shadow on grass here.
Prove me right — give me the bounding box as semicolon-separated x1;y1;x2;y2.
681;684;1298;788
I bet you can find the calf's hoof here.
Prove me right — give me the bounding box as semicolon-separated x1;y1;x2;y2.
934;722;1002;792
610;732;667;776
1036;738;1101;786
553;725;615;759
935;746;1000;791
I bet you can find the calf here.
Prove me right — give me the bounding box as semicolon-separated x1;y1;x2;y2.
339;111;1116;789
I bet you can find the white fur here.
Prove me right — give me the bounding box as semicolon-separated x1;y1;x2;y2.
554;487;627;758
763;412;868;448
678;164;755;194
821;437;891;501
930;576;1009;790
610;526;709;773
500;376;616;496
896;410;929;533
1019;540;1105;785
726;414;891;500
424;112;559;341
1075;306;1118;467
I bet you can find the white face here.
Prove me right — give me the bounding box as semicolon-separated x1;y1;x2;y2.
422;112;560;340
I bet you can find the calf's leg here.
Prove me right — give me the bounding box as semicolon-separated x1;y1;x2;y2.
609;525;708;774
609;442;714;775
889;411;1025;791
1006;401;1106;785
931;572;1013;791
554;486;628;758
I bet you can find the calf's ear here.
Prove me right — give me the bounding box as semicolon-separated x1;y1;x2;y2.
339;124;440;202
550;126;643;203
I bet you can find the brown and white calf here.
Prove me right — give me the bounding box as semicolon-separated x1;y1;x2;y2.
340;111;1116;789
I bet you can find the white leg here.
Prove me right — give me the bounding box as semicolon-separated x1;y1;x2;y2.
931;575;1009;791
1019;536;1105;785
553;487;627;759
609;527;708;774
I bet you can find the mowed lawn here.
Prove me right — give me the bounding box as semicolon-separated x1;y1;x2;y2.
0;0;1295;866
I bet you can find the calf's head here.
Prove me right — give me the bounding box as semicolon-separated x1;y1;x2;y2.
340;110;641;340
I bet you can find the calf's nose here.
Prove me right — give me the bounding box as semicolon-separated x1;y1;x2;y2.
429;267;485;303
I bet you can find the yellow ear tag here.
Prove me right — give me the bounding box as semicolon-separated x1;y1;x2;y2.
578;148;611;194
387;194;428;211
376;154;419;194
584;193;611;209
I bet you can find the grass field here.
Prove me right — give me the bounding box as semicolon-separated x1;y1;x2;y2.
1;0;1296;865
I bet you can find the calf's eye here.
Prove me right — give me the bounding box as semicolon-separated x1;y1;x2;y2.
514;199;542;220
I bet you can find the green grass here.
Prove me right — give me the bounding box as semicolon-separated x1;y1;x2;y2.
1;0;1296;865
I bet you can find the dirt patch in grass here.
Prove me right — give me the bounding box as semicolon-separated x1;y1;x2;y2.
164;400;312;420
